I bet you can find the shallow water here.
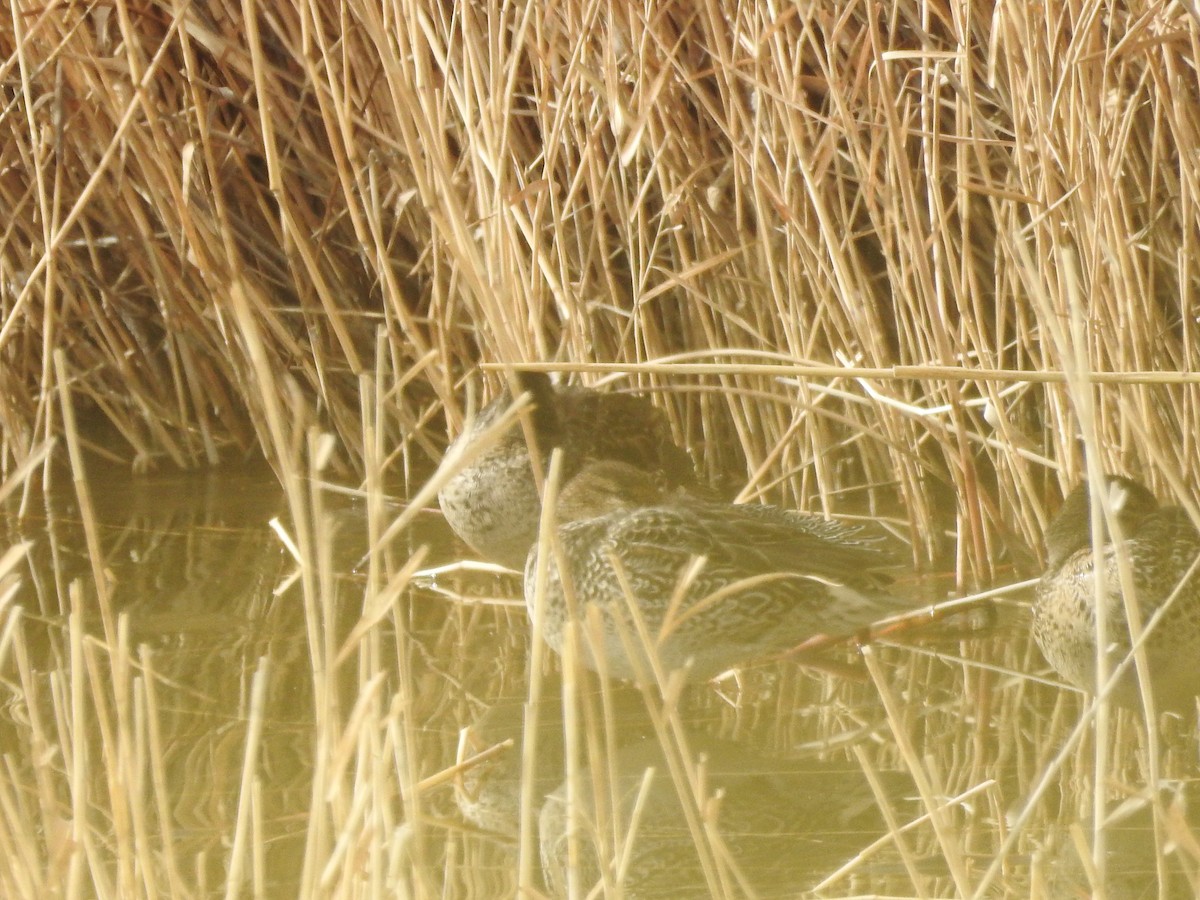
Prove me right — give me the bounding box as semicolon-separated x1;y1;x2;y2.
0;464;304;891
0;464;1195;898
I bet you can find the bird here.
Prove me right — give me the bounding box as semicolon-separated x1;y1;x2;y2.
438;372;698;569
524;459;904;682
1031;475;1200;710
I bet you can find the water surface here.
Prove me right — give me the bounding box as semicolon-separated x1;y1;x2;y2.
0;464;1192;897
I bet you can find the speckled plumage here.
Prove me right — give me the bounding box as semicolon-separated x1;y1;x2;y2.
525;460;903;681
437;372;697;568
1032;476;1200;709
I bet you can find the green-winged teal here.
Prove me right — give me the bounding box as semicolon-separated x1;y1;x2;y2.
438;372;697;568
1032;476;1200;709
524;460;903;681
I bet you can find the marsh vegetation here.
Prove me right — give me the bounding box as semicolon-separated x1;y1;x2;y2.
2;0;1200;896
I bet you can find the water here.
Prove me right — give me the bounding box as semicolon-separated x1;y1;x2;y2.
0;463;304;892
0;464;1193;897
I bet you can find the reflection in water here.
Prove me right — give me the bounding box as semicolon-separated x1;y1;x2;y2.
0;464;310;893
539;737;905;898
0;464;1197;897
457;686;915;897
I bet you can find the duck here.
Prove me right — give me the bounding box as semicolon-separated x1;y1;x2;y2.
524;459;904;682
438;372;697;568
1031;475;1200;710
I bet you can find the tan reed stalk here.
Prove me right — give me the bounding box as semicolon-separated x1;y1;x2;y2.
223;656;270;900
1;618;42;896
520;448;565;896
54;350;115;644
861;644;974;895
139;644;188;898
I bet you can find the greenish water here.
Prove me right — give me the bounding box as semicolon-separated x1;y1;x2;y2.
0;464;1193;898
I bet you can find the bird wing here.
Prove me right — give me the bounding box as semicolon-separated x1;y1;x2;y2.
606;503;893;589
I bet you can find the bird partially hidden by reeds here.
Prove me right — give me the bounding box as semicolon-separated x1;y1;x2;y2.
438;372;698;568
525;460;905;682
1032;475;1200;711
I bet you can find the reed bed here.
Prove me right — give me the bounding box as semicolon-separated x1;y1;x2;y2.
3;0;1200;897
1;0;1198;575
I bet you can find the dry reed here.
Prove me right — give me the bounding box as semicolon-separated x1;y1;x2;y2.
3;0;1200;897
1;0;1197;580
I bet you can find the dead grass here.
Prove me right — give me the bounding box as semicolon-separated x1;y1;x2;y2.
3;0;1200;897
0;1;1196;580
